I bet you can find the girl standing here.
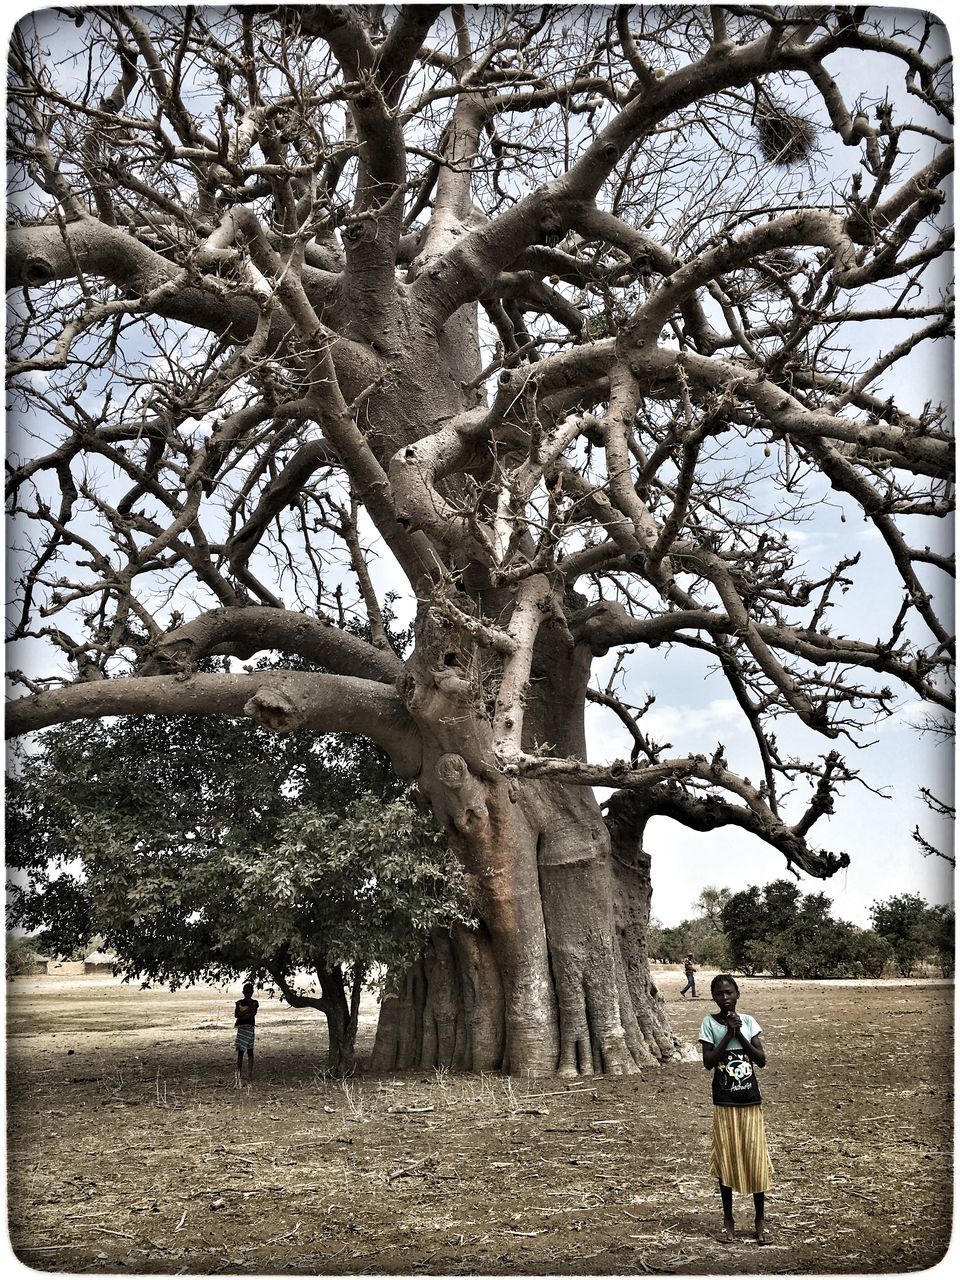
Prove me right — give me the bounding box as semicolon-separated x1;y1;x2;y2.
699;974;772;1244
234;981;259;1080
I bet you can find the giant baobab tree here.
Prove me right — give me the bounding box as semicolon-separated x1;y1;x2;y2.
6;5;954;1076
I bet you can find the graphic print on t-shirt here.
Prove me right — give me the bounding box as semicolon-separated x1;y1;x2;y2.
713;1050;762;1105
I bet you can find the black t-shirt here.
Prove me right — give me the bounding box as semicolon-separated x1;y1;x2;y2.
712;1050;762;1106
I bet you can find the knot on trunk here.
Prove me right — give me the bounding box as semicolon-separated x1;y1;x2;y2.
436;752;470;791
22;256;57;287
434;753;490;834
432;665;473;703
138;637;197;676
243;683;305;733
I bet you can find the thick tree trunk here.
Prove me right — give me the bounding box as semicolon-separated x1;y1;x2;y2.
371;603;680;1077
370;785;679;1076
371;923;504;1072
605;792;679;1063
360;305;676;1077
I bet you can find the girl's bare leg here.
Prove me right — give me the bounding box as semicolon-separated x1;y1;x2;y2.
719;1183;734;1241
753;1192;768;1243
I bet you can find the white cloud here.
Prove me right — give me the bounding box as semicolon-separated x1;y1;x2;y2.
641;697;744;743
870;700;950;736
585;695;750;774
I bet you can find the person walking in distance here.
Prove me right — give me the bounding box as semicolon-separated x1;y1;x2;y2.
234;981;259;1081
680;952;698;998
699;974;772;1245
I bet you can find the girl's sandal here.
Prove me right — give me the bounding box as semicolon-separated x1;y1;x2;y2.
755;1220;770;1245
721;1220;735;1244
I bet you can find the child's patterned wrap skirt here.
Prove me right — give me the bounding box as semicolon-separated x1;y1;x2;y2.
710;1104;772;1193
235;1025;255;1052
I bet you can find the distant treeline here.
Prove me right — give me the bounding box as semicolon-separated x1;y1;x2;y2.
650;881;954;980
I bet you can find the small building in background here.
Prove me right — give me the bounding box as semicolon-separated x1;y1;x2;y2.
45;949;117;976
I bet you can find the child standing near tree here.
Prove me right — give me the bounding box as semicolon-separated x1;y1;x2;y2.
699;974;772;1244
234;981;259;1081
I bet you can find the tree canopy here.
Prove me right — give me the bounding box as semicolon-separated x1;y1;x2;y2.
870;891;953;977
653;876;954;979
5;5;954;1076
718;876;889;978
6;704;467;1070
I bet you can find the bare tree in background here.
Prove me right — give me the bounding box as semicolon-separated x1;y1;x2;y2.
6;5;953;1075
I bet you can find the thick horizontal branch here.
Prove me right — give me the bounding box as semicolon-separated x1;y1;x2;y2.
138;606;403;683
500;750;699;790
7;218;262;339
506;748;851;880
5;670;421;777
605;782;851;882
627;346;952;478
6;216;342;350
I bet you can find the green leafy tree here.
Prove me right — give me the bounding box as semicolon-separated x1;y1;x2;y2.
720;885;766;974
5;934;46;979
768;890;835;977
695;887;734;933
844;928;893;980
870;894;938;978
648;916;729;969
648;886;734;971
926;905;955;978
762;911;854;979
6;709;467;1073
721;879;889;978
646;921;673;962
762;881;806;942
684;917;730;969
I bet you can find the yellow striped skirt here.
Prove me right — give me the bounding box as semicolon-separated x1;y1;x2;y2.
710;1104;772;1193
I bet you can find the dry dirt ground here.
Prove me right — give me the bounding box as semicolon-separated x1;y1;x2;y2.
5;970;953;1275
